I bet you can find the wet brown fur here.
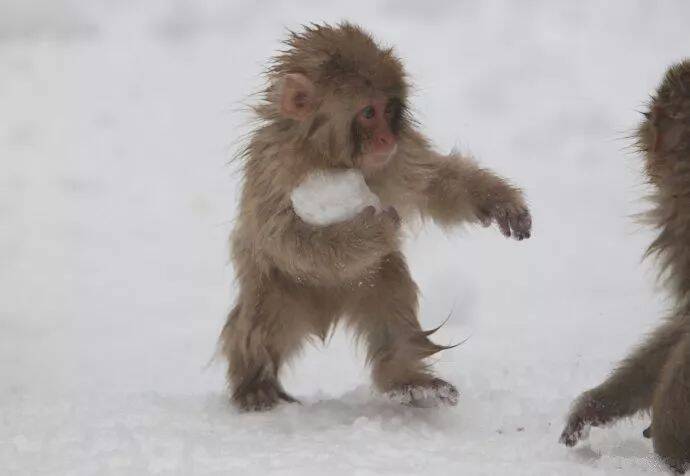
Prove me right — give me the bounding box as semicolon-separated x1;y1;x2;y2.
561;59;690;473
220;23;531;412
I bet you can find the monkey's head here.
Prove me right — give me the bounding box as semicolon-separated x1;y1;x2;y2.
266;23;410;174
638;59;690;184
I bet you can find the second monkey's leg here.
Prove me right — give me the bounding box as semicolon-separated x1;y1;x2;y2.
347;252;458;407
651;333;690;473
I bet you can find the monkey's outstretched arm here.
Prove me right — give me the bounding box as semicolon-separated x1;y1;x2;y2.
259;206;400;283
403;143;531;239
560;315;687;446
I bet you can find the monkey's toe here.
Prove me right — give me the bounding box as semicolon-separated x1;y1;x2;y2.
653;428;690;474
235;389;279;412
662;456;689;475
233;380;298;412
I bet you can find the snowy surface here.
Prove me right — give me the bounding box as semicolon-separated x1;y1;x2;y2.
2;0;690;474
291;169;381;226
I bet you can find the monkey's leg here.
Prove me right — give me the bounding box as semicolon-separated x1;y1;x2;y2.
221;279;319;411
347;252;458;407
560;316;686;446
651;333;690;473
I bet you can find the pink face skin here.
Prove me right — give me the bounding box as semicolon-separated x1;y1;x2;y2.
355;97;398;173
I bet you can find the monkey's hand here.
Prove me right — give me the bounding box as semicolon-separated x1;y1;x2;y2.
343;205;401;253
560;391;616;447
476;189;532;240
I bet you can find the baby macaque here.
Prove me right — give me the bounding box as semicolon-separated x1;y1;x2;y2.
221;22;532;412
561;59;690;473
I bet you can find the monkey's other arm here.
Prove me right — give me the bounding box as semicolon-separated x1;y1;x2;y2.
259;205;400;283
560;316;686;447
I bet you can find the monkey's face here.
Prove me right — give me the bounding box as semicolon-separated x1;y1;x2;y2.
278;72;406;173
640;60;690;183
271;24;410;172
350;95;404;173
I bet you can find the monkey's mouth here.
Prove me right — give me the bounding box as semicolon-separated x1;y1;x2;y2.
364;144;398;169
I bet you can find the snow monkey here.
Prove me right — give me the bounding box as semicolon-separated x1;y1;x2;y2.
220;23;532;412
561;59;690;473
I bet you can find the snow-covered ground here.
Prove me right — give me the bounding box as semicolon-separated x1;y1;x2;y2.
2;1;690;474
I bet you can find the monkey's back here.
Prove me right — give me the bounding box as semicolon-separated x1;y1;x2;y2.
639;60;690;310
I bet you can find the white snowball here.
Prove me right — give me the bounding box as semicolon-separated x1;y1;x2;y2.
290;169;382;226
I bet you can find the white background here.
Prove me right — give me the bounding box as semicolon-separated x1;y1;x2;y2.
2;1;689;474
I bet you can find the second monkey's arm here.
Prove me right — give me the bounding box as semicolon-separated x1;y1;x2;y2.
560;315;688;446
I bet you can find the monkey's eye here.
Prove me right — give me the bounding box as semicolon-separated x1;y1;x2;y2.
361;105;375;119
385;99;401;118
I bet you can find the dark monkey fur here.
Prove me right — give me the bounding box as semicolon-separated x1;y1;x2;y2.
561;60;690;473
220;23;532;412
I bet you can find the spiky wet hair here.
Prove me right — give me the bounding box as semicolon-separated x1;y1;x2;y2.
654;60;690;112
269;22;409;100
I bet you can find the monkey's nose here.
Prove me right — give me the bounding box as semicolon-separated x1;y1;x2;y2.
377;133;393;146
372;129;396;155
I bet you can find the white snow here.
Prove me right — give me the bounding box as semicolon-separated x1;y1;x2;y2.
2;1;689;474
290;169;382;226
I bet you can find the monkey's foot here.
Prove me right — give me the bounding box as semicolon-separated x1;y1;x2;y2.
654;431;690;474
559;393;615;447
658;450;690;475
387;378;459;408
232;379;298;412
664;458;689;475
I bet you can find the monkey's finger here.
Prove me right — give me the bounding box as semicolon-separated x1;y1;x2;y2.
495;211;511;238
383;206;401;226
522;211;532;232
518;210;532;236
359;205;377;219
508;211;524;241
477;212;492;228
511;210;532;241
559;427;580;447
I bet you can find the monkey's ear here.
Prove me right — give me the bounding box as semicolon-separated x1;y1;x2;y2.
280;73;316;121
